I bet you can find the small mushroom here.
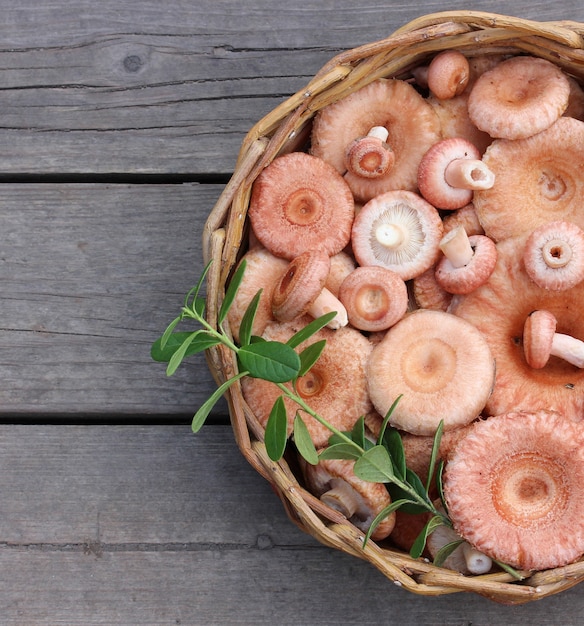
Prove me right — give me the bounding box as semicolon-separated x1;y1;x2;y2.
412;266;452;312
443;410;584;571
272;250;348;329
434;227;497;295
248;151;354;259
338;266;408;332
467;55;571;140
241;317;372;448
473;116;584;242
351;190;443;281
427;50;470;100
523;220;584;291
367;309;495;436
344;126;395;179
441;203;485;237
310;78;441;202
524;310;584;369
417;137;495;210
301;457;396;541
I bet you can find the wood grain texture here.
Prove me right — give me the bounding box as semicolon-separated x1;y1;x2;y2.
0;183;224;418
0;0;580;174
0;424;582;626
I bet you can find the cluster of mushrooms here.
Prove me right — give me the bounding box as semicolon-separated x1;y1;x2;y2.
228;51;584;574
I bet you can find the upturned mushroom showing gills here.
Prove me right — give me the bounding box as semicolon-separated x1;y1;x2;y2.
524;310;584;370
473;116;584;242
523;220;584;291
449;237;584;419
241;317;372;448
417;137;495;210
310;78;441;202
301;457;396;541
467;55;571;140
443;410;584;571
272;249;348;329
248;151;354;259
366;309;495;436
351;190;443;281
338;265;408;332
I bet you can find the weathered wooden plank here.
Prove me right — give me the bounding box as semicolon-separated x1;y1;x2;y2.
0;424;582;625
0;0;580;175
0;183;223;417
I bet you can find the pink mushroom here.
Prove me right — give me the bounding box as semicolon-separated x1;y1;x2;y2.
434;226;498;295
344;126;395;179
426;50;470;100
417;137;495;210
523;220;584;291
524;310;584;369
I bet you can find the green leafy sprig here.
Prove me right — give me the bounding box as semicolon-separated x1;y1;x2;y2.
152;260;451;557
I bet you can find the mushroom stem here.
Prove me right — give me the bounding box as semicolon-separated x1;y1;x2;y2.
320;478;360;518
375;223;405;249
309;287;349;330
542;238;573;268
444;159;495;190
345;126;395;179
439;226;474;268
551;332;584;368
462;542;493;575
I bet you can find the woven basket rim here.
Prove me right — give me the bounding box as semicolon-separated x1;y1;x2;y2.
202;11;584;604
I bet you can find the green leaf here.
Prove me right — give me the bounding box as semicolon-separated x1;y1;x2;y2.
382;427;406;480
436;459;446;509
405;467;432;505
297;340;326;377
286;312;337;349
293;414;318;465
426;420;444;493
166;331;200;376
219;259;247;325
363;498;415;546
433;539;465;568
376;394;402;443
265;397;288;461
159;315;182;351
192;372;247;432
238;289;262;347
318;442;362;461
410;515;445;559
350;416;367;450
237;341;300;382
193;296;206;317
185;260;212;309
493;559;525;581
353;445;394;483
151;330;220;363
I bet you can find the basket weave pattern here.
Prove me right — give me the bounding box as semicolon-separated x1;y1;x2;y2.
202;11;584;604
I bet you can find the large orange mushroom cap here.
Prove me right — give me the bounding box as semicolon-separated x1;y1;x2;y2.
310;78;441;202
473;116;584;242
450;237;584;420
241;317;372;448
248;151;354;259
444;410;584;571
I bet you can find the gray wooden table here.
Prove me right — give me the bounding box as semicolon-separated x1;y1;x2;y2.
2;1;584;623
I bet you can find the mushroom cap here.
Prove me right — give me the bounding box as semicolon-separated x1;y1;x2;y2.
226;247;289;343
435;234;498;295
523;220;584;291
325;251;357;297
417;137;492;210
241;317;372;448
310;78;441;202
426;50;470;100
523;310;557;369
367;309;495;436
441;203;485;237
351;190;443;281
248;151;354;259
272;249;331;322
302;457;395;541
338;265;408;332
449;237;584;419
412;266;452;312
467;55;571;140
473;117;584;242
443;410;584;571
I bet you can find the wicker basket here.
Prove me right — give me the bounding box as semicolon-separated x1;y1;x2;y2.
201;11;584;604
